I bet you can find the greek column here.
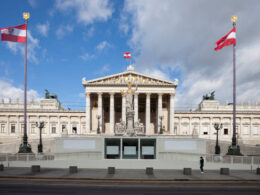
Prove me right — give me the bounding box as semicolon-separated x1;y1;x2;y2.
109;93;115;134
157;93;162;133
122;94;126;122
146;93;151;134
98;93;103;133
169;93;175;134
85;92;91;134
134;93;139;123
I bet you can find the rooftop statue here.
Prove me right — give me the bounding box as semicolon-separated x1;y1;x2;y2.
203;91;215;100
45;89;58;100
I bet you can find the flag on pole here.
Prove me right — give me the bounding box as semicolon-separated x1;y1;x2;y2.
124;52;131;58
0;24;27;43
214;27;236;51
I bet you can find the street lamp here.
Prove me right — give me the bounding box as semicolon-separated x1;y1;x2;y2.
214;123;223;155
159;116;163;134
36;122;44;153
97;115;101;134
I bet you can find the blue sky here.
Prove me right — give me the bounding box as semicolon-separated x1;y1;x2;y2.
1;0;260;110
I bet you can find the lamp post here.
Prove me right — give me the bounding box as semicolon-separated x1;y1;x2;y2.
97;115;101;134
18;12;32;153
227;15;241;155
214;123;223;155
36;122;44;153
159;116;163;134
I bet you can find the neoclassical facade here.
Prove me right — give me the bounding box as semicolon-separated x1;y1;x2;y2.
0;66;259;145
82;65;178;135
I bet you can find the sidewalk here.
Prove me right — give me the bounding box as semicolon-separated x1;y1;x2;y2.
0;167;259;182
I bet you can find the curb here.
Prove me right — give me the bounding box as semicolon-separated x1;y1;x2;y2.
1;176;260;184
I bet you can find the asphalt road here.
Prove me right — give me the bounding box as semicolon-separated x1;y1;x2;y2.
0;181;260;195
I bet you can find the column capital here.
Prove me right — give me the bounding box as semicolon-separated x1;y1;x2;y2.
86;92;91;96
98;92;103;96
109;92;115;96
146;93;151;97
158;93;163;96
170;93;175;98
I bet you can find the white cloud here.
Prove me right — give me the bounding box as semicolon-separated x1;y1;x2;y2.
141;67;171;81
56;25;73;39
36;22;50;37
0;79;41;102
87;26;94;37
80;52;95;61
96;64;110;75
28;0;37;7
56;0;113;25
6;31;40;64
96;41;110;51
122;0;260;110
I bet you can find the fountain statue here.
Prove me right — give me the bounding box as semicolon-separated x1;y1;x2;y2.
115;75;144;136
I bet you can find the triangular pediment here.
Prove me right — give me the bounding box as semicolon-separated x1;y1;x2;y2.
82;70;178;86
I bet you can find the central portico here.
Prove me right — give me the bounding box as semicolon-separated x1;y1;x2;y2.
82;66;178;135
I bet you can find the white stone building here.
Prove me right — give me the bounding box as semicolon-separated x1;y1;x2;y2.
0;66;259;146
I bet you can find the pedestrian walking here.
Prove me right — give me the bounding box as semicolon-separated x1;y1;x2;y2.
200;156;204;173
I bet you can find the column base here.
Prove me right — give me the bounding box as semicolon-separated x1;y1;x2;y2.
226;145;242;156
215;145;220;154
18;143;32;153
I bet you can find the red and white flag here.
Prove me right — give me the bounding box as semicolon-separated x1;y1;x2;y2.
214;27;236;51
0;24;27;43
124;52;131;59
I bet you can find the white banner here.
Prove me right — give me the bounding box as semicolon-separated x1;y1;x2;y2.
124;146;136;155
106;146;119;155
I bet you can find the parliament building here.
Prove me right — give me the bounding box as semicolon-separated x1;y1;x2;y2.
0;66;260;146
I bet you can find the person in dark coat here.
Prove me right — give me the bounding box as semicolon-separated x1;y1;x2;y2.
200;156;204;173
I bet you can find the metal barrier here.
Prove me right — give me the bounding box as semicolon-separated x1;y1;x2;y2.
1;152;260;166
0;153;54;163
205;154;260;165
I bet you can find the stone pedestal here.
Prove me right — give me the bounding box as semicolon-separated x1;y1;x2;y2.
31;165;40;173
69;166;78;173
146;167;153;175
183;168;192;175
108;167;115;174
220;168;229;175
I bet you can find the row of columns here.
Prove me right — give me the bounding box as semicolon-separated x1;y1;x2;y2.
85;93;175;134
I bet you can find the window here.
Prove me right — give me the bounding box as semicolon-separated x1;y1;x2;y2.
224;128;228;135
62;125;66;133
82;125;86;133
203;132;208;135
72;126;77;134
243;126;249;135
11;124;15;133
31;124;36;134
52;126;56;134
21;124;24;134
253;126;259;135
42;126;46;134
0;124;5;133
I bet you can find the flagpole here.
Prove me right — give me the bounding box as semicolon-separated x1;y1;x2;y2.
18;12;32;153
227;15;241;155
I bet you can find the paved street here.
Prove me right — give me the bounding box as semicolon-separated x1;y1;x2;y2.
0;181;260;195
0;167;260;180
1;167;260;194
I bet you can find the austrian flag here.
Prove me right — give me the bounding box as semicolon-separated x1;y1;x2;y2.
0;24;27;43
124;52;131;59
214;27;236;51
